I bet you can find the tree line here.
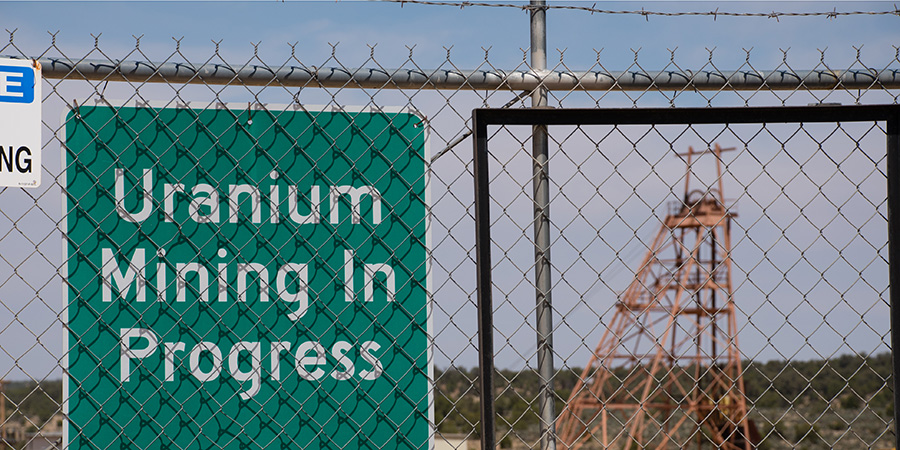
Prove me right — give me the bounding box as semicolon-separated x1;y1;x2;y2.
433;352;893;438
1;352;892;438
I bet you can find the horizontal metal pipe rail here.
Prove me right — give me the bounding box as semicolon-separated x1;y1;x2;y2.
12;56;900;91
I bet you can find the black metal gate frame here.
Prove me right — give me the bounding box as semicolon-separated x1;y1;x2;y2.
472;105;900;450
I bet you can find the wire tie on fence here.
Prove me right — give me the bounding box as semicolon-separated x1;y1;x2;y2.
98;96;115;111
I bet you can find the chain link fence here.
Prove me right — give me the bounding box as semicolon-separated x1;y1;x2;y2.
0;31;899;450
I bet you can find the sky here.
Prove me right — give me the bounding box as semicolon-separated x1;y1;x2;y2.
0;1;899;381
2;1;899;69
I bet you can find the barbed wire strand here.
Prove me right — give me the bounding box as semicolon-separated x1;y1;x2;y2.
381;0;900;21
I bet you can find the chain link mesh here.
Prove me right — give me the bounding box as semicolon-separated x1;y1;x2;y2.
0;35;898;450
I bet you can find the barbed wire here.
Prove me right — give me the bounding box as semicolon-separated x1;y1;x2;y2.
381;0;900;21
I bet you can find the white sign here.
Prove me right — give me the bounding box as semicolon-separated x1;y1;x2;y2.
0;58;41;187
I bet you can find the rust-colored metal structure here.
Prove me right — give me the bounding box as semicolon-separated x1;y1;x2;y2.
557;144;757;450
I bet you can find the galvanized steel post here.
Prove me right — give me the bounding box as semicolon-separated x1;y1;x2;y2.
530;3;557;450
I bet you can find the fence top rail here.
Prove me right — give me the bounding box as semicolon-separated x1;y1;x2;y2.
473;104;900;126
7;55;900;91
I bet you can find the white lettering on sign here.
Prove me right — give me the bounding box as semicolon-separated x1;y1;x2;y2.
115;168;383;225
100;245;397;320
0;71;22;98
119;328;384;399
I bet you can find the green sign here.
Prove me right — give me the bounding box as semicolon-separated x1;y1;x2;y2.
64;103;431;450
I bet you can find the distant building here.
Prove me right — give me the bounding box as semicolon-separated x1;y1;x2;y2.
22;414;64;450
0;417;29;444
435;433;477;450
23;432;60;450
38;414;63;435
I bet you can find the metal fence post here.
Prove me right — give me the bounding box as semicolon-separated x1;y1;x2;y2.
474;110;497;450
530;3;557;450
887;112;900;450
